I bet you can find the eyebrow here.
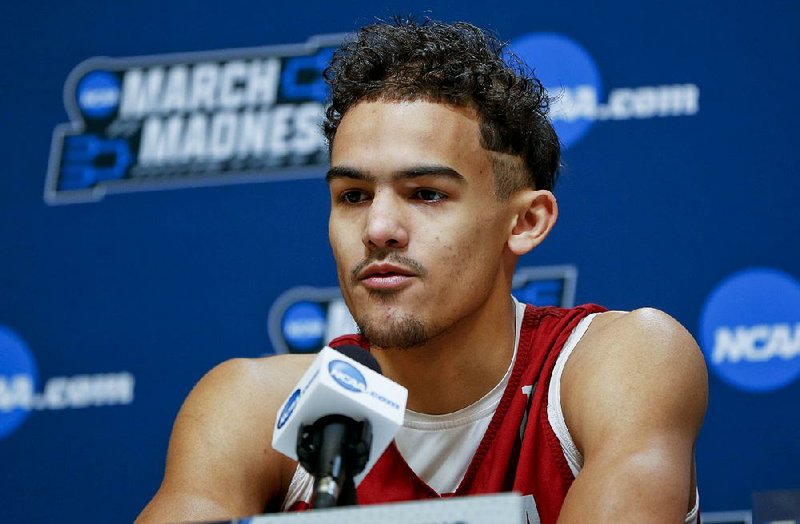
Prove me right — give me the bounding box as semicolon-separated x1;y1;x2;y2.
325;165;466;184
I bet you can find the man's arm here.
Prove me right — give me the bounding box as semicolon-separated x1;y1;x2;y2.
557;308;708;523
136;354;314;523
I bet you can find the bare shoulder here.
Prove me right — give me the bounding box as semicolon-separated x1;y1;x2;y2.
567;308;707;386
173;353;317;453
137;353;316;523
577;307;707;369
561;308;709;455
187;353;316;414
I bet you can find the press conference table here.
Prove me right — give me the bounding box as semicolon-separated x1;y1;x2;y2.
213;493;525;524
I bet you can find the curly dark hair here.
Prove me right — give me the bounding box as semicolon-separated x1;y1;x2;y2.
323;18;560;196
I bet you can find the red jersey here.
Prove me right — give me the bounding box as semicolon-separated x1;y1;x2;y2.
290;304;606;523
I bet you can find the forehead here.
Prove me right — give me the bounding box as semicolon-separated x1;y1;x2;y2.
330;100;492;176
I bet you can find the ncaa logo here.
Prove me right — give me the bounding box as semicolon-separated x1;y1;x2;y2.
277;389;301;429
281;301;327;352
699;268;800;392
509;33;700;150
0;327;38;439
328;360;366;393
76;70;121;120
268;286;357;355
0;327;136;441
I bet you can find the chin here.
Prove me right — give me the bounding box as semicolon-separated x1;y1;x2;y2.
356;313;434;350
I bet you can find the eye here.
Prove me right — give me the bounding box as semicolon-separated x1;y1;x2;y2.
413;188;447;203
340;189;369;204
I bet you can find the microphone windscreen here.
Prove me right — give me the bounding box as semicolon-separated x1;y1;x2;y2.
272;347;407;482
333;344;381;375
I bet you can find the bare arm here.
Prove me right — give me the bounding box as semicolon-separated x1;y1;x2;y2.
136;355;314;523
557;308;708;523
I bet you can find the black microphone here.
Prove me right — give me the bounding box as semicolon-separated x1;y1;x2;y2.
296;345;382;509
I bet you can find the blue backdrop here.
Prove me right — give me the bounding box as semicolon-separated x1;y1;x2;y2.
1;1;798;522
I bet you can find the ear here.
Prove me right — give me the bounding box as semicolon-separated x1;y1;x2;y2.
507;190;558;256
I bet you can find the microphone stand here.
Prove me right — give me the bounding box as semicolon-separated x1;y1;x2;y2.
297;415;372;509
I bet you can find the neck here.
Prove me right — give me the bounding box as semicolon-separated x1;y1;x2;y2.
371;293;518;415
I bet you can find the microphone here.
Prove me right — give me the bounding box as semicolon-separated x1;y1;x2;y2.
272;345;407;508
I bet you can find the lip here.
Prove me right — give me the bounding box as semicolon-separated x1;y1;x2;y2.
358;263;416;291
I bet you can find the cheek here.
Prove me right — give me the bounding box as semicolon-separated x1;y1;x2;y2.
466;219;507;272
435;222;494;276
328;231;350;280
330;214;364;251
329;219;352;256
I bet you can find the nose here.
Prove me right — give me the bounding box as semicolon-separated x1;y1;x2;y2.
363;190;409;250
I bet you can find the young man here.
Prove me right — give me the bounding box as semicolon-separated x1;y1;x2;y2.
137;20;707;523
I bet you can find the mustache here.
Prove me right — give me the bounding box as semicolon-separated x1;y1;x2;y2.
350;251;427;282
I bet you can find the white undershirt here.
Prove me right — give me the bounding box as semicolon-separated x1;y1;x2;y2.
393;298;526;493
